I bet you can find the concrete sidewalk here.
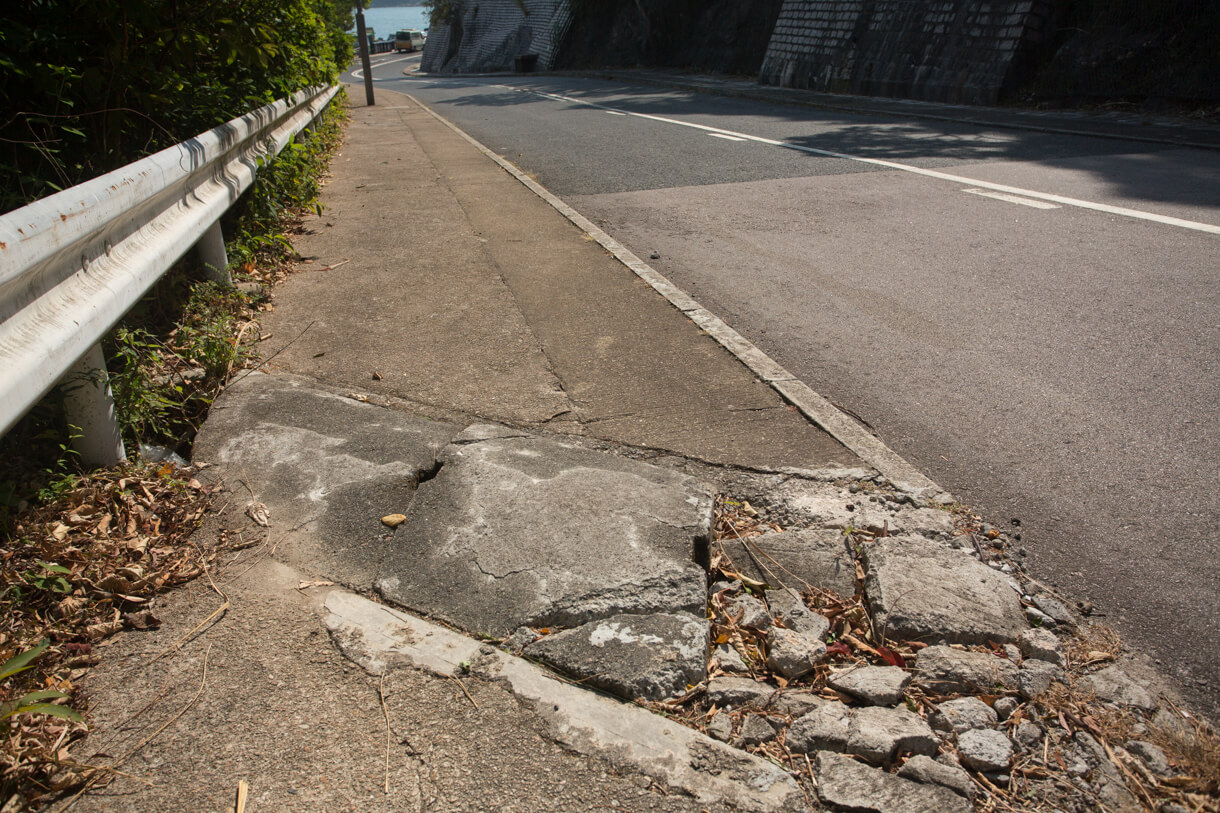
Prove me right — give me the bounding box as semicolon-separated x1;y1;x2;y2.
259;88;857;472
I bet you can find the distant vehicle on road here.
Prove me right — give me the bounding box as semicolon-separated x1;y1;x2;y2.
395;30;426;53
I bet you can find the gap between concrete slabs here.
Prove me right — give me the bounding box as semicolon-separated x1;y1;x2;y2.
322;590;803;811
403;93;940;496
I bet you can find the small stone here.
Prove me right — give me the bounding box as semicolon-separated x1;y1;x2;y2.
1032;594;1076;628
1013;721;1043;750
503;626;539;653
915;645;1019;694
1018;627;1065;667
1019;659;1066;700
738;714;778;746
1126;740;1171;776
786;701;852;753
710;579;740;594
706;676;772;709
1025;606;1056;628
1084;666;1158;711
380;513;407;528
897;754;976;799
930;696;997;734
993;697;1018;721
829;666;911;706
769;690;824;717
1003;644;1021;663
767;587;829;638
706;713;733;742
649;251;660;259
958;728;1013;772
1160;803;1191;813
727;593;772;630
765;627;827;679
847;706;940;765
712;644;750;674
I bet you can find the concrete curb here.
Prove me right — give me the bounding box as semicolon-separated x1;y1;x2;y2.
322;590;804;812
405;92;942;496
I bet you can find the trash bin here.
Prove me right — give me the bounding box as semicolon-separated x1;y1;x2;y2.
514;53;539;73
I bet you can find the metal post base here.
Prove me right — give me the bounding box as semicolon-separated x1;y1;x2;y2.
64;343;127;467
197;221;232;285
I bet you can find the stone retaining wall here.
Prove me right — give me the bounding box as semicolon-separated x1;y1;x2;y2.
759;0;1051;105
421;0;572;74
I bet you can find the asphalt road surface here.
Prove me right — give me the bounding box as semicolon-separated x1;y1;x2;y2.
355;56;1220;719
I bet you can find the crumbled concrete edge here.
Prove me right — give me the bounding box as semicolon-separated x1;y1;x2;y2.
321;590;802;812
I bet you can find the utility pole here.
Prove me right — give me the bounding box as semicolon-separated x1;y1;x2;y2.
354;2;375;105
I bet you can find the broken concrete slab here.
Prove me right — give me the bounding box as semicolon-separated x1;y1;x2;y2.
706;676;774;709
846;706;940;764
862;535;1028;645
1019;659;1067;700
377;433;713;637
523;613;709;702
897;755;976;799
765;627;827;679
714;528;855;597
957;728;1013;772
827;666;911;707
765;587;830;639
929;696;998;735
768;482;956;539
1084;665;1159;711
815;751;971;813
914;645;1019;694
1018;627;1065;667
786;701;852;754
322;591;801;811
192;372;458;588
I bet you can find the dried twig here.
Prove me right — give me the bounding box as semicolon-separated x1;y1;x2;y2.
449;675;479;710
379;673;391;794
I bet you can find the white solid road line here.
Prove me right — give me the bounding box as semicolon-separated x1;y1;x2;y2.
708;133;748;142
351;55;418;79
490;84;1220;236
963;188;1061;209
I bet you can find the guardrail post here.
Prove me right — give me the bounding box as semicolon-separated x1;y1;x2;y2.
63;343;127;467
196;221;232;285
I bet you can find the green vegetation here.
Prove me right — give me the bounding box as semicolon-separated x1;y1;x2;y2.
0;0;356;213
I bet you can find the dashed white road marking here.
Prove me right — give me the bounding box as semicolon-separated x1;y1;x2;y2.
963;188;1061;209
485;84;1220;236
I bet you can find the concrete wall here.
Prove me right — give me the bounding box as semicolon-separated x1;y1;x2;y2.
759;0;1050;105
421;0;572;74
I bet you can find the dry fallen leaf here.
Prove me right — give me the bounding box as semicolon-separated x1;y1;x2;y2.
245;502;271;527
296;580;335;590
381;514;407;529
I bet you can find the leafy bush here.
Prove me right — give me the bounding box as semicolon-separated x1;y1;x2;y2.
0;0;355;213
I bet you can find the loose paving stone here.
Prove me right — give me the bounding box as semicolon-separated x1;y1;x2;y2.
1084;665;1158;711
523;612;708;701
772;482;957;539
192;372;459;588
712;644;750;674
1032;594;1078;628
1018;627;1065;667
738;715;778;746
715;528;855;596
862;535;1028;645
1125;740;1171;776
828;666;911;706
786;701;852;753
914;645;1019;694
765;627;827;679
993;696;1018;721
769;691;825;717
1013;720;1044;750
815;751;971;813
897;754;977;799
707;676;773;709
707;713;734;742
378;432;712;637
727;593;772;629
847;706;940;764
1019;659;1066;700
930;696;997;734
1074;732;1143;812
766;587;830;638
958;728;1014;772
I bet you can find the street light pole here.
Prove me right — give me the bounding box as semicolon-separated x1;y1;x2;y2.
354;2;375;105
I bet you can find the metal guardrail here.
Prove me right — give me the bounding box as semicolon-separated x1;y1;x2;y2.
0;84;340;465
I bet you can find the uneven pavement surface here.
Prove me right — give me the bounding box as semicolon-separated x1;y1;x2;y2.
66;88;1212;813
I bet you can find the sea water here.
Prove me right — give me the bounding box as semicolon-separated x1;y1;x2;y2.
353;6;431;39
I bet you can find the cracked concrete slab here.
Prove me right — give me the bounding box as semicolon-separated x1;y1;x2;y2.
192;372;458;588
523;612;709;701
323;591;802;812
715;528;856;597
377;431;714;637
